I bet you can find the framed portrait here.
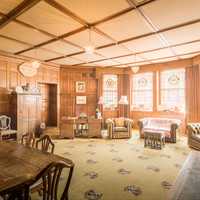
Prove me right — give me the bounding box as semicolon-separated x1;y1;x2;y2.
76;96;87;104
76;81;86;93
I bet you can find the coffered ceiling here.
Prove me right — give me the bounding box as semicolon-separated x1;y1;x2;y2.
0;0;200;68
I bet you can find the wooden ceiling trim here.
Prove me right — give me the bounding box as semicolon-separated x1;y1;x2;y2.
91;0;157;26
0;34;32;46
0;0;42;29
126;0;178;58
99;51;200;67
23;0;155;56
0;34;66;57
12;0;200;63
71;38;200;66
44;0;89;27
32;16;200;61
15;26;87;55
0;11;84;50
44;0;118;46
45;31;200;63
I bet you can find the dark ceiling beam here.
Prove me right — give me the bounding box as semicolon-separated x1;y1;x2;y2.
0;0;41;29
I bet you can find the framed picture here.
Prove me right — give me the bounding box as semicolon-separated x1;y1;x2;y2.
76;96;87;104
76;81;85;93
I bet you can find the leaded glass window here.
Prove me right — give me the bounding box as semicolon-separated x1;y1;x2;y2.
103;74;118;109
131;72;153;111
159;69;185;112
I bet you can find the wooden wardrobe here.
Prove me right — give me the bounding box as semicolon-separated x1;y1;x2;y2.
10;92;41;140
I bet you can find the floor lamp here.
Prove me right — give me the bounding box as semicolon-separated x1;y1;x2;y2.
119;96;129;117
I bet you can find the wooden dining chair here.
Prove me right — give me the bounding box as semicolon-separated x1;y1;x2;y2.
21;132;36;148
31;161;74;200
36;134;55;154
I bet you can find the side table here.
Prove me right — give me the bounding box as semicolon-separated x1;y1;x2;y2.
144;130;165;149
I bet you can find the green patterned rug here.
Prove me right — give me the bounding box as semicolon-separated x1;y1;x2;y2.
32;132;190;200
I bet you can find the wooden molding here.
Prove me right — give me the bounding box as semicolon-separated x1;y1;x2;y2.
0;0;41;29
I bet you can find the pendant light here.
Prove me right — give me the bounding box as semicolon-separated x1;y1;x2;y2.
84;28;95;54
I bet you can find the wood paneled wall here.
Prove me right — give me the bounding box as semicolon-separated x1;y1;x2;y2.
60;67;97;119
0;55;60;126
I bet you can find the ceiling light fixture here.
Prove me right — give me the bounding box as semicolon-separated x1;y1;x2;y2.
84;28;95;54
131;54;140;73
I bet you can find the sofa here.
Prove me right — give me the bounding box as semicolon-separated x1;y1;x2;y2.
138;117;181;143
187;123;200;150
106;118;133;139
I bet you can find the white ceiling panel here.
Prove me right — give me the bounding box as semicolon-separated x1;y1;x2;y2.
112;54;144;64
179;53;200;59
96;45;131;58
0;37;30;53
92;59;119;67
67;29;113;48
0;22;52;45
52;57;83;65
163;23;200;45
151;57;178;63
172;41;200;55
142;0;200;29
139;48;174;60
72;53;104;62
17;1;82;36
21;48;61;61
128;61;151;66
43;41;81;55
97;10;153;41
0;0;23;14
123;35;164;53
55;0;130;23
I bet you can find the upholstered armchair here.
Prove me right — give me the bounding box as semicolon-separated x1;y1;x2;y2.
187;123;200;150
106;118;133;139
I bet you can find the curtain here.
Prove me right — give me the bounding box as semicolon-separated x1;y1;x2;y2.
186;64;200;122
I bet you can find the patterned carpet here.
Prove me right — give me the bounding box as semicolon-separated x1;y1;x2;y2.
32;132;190;200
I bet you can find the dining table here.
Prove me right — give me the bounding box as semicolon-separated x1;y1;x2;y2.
0;141;74;197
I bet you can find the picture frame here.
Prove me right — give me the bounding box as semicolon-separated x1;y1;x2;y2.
76;81;86;93
76;96;87;104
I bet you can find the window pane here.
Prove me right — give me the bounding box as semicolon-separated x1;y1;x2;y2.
159;69;185;112
132;72;153;111
103;75;118;108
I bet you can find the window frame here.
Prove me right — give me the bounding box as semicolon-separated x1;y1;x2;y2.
131;72;154;112
103;74;118;110
158;68;185;113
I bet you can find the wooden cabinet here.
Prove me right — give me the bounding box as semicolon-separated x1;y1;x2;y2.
88;119;101;138
10;93;41;140
60;118;76;139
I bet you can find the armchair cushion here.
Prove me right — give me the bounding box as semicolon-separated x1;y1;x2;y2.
114;127;128;132
114;118;125;127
